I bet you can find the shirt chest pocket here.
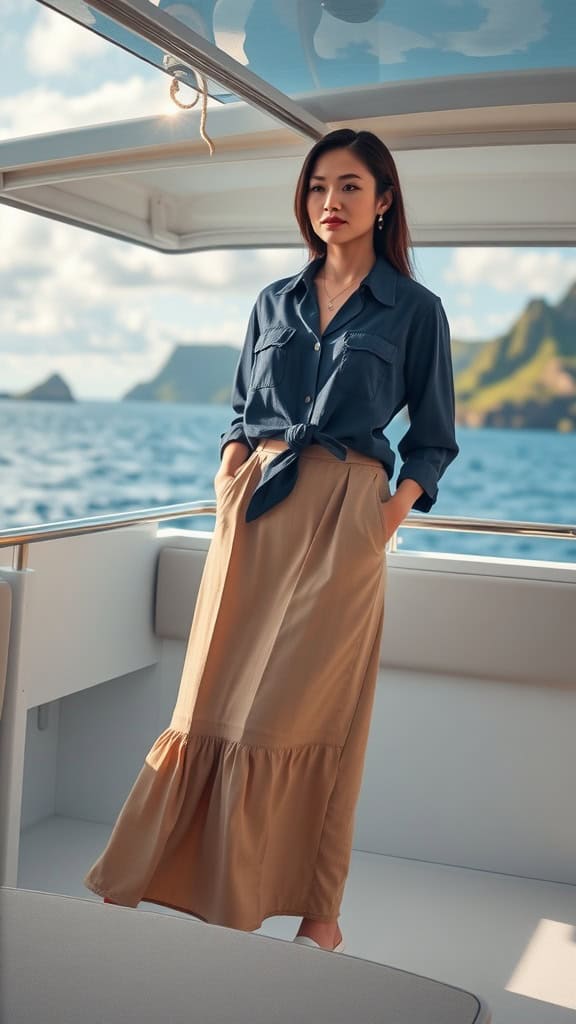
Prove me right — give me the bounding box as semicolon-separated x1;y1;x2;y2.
338;332;398;401
250;325;296;389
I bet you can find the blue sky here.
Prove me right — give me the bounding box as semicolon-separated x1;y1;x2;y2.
1;0;575;399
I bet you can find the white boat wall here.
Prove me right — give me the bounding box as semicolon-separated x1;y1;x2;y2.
0;518;575;1021
1;1;575;1021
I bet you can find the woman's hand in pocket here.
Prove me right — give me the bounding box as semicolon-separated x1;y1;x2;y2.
214;467;236;497
213;468;235;491
381;494;409;544
214;445;251;498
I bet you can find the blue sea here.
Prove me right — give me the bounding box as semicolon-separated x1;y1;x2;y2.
1;399;575;564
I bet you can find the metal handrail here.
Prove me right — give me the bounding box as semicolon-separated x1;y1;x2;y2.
1;501;574;570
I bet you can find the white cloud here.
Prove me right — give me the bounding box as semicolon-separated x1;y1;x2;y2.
114;246;237;289
447;310;516;341
0;306;76;336
0;205;302;396
111;244;302;292
0;205;45;270
486;311;516;332
0;206;300;296
170;319;254;344
0;75;177;139
25;5;105;77
448;314;482;340
261;248;307;275
314;14;433;64
445;249;576;302
0;27;18;58
311;0;548;67
0;0;27;13
116;308;152;334
441;0;549;57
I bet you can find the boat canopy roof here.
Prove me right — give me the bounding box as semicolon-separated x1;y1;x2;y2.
0;0;574;251
30;0;576;104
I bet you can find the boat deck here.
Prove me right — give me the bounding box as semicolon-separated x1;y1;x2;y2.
16;814;576;1023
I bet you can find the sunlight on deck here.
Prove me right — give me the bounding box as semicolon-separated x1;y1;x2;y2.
506;918;576;1011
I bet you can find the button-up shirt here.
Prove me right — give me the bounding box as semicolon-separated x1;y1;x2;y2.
220;254;459;523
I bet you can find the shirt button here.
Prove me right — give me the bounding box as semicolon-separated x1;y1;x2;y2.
313;341;320;351
304;394;312;403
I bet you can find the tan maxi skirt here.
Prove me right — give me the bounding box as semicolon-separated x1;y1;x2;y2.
84;438;391;931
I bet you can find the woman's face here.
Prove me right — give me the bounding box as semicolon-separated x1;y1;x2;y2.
306;147;390;248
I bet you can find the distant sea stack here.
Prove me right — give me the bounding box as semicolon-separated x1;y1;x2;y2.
1;373;75;402
123;343;239;403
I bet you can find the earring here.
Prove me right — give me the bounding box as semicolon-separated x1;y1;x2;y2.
377;212;384;231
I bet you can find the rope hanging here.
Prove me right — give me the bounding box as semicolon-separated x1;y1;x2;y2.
169;67;215;156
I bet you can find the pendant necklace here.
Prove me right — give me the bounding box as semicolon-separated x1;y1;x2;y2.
319;271;363;310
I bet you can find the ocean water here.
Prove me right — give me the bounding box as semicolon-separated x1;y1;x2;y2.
1;399;575;564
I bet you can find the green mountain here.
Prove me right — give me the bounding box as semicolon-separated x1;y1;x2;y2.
451;337;483;376
454;282;576;431
123;344;239;403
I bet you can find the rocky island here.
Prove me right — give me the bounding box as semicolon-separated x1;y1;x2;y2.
0;373;75;402
123;344;239;404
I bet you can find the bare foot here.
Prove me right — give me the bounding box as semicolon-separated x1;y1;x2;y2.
295;918;343;950
103;897;119;905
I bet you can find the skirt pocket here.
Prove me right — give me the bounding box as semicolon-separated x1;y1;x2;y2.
217;449;258;503
372;471;390;543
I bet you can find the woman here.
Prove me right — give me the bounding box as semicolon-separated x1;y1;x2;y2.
84;129;459;954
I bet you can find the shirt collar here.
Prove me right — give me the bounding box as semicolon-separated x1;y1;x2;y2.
276;256;323;296
276;254;397;307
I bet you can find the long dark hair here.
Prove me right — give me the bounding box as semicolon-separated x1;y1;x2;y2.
294;128;414;279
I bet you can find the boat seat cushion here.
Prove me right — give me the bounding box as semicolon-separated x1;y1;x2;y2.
154;546;575;686
154;546;206;641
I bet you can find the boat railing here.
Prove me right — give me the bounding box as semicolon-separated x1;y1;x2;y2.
1;503;575;569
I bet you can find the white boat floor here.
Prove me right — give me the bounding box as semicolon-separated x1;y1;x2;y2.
18;815;576;1023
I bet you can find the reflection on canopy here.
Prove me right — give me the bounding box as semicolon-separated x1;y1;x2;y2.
37;0;572;104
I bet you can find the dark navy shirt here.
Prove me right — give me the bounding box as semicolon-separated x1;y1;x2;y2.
220;254;459;523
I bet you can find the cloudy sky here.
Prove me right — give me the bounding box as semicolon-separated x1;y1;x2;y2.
1;0;575;400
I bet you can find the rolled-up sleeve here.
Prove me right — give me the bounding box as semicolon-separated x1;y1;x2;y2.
396;298;459;512
219;300;259;460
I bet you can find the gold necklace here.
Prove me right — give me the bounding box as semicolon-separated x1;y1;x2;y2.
318;272;363;310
